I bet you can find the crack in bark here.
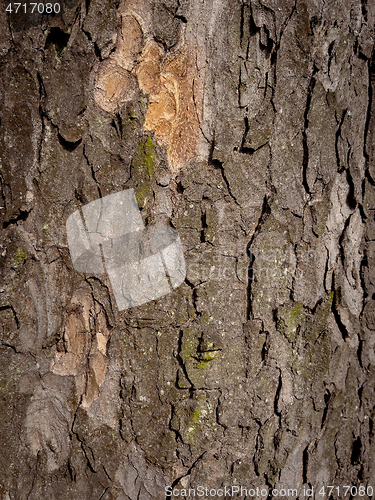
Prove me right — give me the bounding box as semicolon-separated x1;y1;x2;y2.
0;303;20;329
331;272;350;341
37;72;46;168
83;143;102;198
208;139;240;206
246;249;256;321
175;329;195;393
166;451;207;499
71;397;97;474
246;195;271;320
57;133;82;152
363;50;374;181
302;70;317;196
302;444;309;484
192;76;210;145
335;108;347;172
98;487;109;500
2;208;32;229
321;389;331;428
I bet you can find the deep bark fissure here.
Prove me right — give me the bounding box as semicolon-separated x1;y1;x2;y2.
302;71;317;195
335;108;347;172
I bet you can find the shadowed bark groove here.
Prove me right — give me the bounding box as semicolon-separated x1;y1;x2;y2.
0;0;374;498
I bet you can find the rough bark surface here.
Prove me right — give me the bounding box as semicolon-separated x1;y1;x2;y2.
0;0;375;498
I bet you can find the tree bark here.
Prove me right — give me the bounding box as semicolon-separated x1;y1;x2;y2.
0;0;375;498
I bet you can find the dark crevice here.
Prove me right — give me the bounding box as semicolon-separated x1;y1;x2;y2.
261;30;274;57
332;274;350;341
58;133;82;152
241;142;268;156
365;168;375;186
175;330;194;393
102;465;112;482
246;194;271;319
77;106;87;117
184;277;195;289
200;211;207;243
238;64;244;110
74;188;88;206
351;436;362;465
321;390;331;428
361;0;368;22
166;452;207;499
247;195;272;249
154;37;170;53
208;138;239;205
1;341;22;354
83;145;102;198
311;294;324;315
37;72;46;166
248;6;257;37
240;1;245;45
274;370;282;418
261;334;269;362
338;214;352;268
215;395;227;431
357;339;363;368
357;199;367;223
302;445;309;484
168;404;184;444
363;49;374;181
3;208;31;228
246;250;255;321
369;418;374;440
354;38;359;57
335;108;347;172
327;40;335;77
302;70;318;195
82;27;102;60
192;77;211;144
67;459;76;481
322;246;330;294
112;113;123;139
45;27;70;58
239;115;251;154
346;139;352;176
359;250;369;320
98;488;109;500
278;0;297;44
0;171;5;215
71;401;97;474
358;385;363;406
174;14;187;23
37;71;46;105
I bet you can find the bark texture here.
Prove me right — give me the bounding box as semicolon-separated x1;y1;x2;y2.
0;0;375;498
